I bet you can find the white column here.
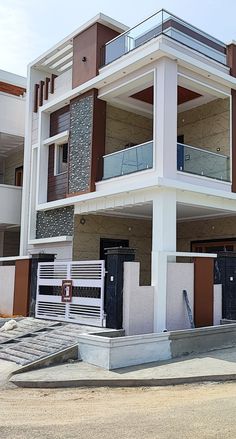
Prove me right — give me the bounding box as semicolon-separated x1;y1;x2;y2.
153;57;178;178
20;67;44;255
152;189;176;332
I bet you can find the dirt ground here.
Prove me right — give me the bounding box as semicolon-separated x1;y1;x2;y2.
0;382;236;438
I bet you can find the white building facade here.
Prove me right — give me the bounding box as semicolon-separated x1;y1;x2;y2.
21;10;236;331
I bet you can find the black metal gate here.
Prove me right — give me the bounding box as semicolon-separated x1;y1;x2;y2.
216;252;236;320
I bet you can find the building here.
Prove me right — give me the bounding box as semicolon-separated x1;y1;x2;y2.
20;10;236;331
0;69;26;258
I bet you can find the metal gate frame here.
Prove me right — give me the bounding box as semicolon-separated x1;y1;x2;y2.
36;260;105;327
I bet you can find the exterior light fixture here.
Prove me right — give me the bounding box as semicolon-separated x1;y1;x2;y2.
82;56;87;62
80;217;86;225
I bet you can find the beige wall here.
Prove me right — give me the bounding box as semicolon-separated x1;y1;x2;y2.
123;262;154;335
105;105;153;155
4;148;24;186
167;262;194;331
73;214;152;285
178;97;230;156
177;216;236;252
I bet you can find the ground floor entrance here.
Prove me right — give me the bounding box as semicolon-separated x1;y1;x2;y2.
27;186;236;332
35;260;105;327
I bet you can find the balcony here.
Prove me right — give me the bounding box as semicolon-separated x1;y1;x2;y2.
0;184;22;226
102;9;227;66
177;143;230;182
0;93;25;138
102;141;153;180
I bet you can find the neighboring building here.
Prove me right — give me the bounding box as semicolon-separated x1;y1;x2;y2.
0;69;26;257
20;10;236;331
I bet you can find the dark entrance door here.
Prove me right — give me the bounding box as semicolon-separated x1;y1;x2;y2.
100;238;129;316
217;252;236;320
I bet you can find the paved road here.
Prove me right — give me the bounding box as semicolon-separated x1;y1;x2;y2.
0;382;236;438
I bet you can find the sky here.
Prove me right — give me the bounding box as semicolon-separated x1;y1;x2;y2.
1;0;236;77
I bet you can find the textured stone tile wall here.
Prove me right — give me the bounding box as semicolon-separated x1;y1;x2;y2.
105;105;153;155
178;97;230;156
36;206;74;239
73;214;152;285
177;216;236;252
69;95;93;194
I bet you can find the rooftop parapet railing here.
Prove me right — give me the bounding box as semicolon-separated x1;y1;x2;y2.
101;9;227;67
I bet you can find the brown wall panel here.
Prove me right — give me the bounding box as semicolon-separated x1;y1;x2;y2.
48;105;70;201
227;43;236;77
50;105;70;137
194;257;214;327
13;259;31;316
72;23;119;88
96;23;120;68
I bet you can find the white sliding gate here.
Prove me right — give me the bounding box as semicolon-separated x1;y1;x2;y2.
36;260;105;327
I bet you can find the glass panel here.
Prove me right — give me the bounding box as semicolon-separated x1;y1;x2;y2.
103;10;226;66
103;141;153;180
177;143;230;182
162;11;226;64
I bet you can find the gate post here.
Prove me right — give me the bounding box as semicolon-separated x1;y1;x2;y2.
105;247;135;329
29;253;55;316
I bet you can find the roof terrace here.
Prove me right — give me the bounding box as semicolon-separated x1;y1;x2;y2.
101;9;227;67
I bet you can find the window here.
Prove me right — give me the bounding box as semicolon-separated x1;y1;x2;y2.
15;166;23;186
55;143;68;175
192;240;236;253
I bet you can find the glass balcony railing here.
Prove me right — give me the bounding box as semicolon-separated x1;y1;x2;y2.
102;141;153;180
177;143;230;182
101;9;227;66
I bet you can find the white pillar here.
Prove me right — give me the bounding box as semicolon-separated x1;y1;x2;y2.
154;57;177;178
152;189;176;332
20;67;44;255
